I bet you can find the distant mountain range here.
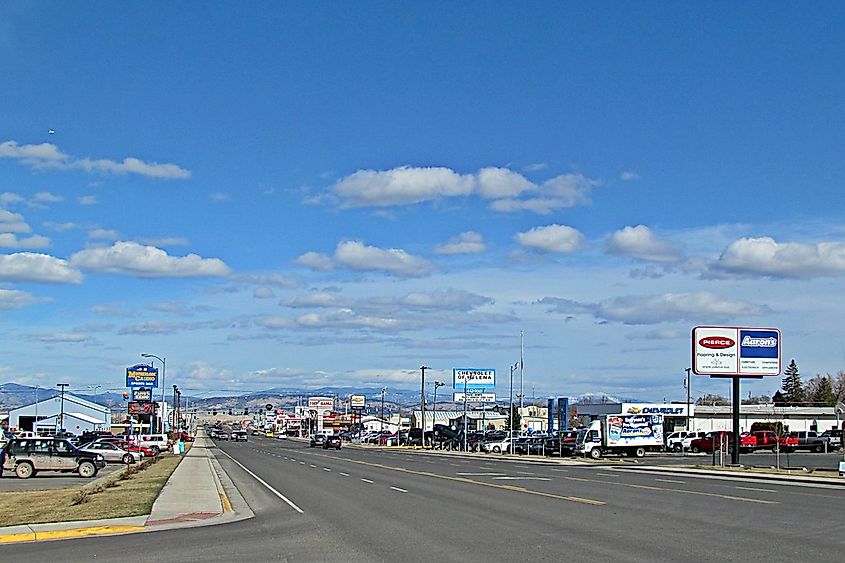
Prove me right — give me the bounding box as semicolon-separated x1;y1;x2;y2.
0;382;630;413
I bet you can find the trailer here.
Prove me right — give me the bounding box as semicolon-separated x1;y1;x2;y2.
576;414;664;459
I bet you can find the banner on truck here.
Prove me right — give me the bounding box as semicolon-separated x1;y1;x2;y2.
606;414;663;447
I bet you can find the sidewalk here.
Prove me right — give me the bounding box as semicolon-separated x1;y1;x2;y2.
0;429;252;544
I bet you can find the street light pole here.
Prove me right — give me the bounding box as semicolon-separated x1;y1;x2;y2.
57;383;69;434
141;353;166;433
380;387;386;434
433;381;445;445
685;367;692;431
419;366;429;434
509;362;519;434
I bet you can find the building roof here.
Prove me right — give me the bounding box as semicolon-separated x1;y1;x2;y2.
694;404;837;416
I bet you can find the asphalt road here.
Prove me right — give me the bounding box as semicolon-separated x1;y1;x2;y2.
4;436;845;561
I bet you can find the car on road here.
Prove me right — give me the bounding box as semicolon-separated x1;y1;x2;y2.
310;434;326;448
1;438;106;479
216;432;230;441
275;432;288;440
323;435;342;450
77;441;141;464
231;431;248;442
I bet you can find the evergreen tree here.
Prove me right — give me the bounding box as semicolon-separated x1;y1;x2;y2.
807;375;836;406
771;390;786;406
781;359;804;406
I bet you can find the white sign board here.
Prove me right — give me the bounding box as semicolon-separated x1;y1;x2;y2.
692;326;781;377
454;392;497;403
623;403;693;417
453;368;496;388
349;395;366;410
308;396;334;409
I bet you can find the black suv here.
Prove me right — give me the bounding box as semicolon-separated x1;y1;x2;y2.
310;434;326;448
1;438;106;479
323;435;342;450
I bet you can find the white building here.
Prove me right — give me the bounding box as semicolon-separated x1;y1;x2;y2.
8;394;111;435
690;404;841;434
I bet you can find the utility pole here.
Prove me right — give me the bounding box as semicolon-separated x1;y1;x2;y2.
57;383;69;434
433;381;445;444
380;387;386;433
520;331;525;419
685;367;692;431
419;366;429;433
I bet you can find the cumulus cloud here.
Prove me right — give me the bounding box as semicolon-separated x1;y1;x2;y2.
606;225;683;263
515;224;584;253
294;251;335;271
253;287;276;299
434;231;486;255
33;191;63;203
0;253;83;283
0;233;50;249
231;272;298;288
326;165;598;214
620;171;640;181
538;292;767;325
334;240;435;278
88;228;120;240
710;237;845;279
37;332;88;343
0;288;39;310
0;140;190;179
69;241;231;278
0;209;31;233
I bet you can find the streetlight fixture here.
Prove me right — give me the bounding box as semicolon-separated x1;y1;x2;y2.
57;383;69;434
509;362;519;435
173;385;178;432
141;353;166;432
432;381;445;438
380;387;387;434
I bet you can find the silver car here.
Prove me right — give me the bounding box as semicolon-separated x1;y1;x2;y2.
77;441;141;464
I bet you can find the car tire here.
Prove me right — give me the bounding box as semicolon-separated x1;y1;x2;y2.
814;445;823;453
691;446;700;453
589;447;602;459
492;446;501;453
122;453;135;464
15;461;34;479
78;461;97;478
673;443;682;452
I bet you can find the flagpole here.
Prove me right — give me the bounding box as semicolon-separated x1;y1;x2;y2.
519;330;524;423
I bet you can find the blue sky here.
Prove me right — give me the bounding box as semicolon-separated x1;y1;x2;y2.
1;4;844;402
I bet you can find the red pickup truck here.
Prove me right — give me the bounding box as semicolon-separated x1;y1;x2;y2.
691;430;798;453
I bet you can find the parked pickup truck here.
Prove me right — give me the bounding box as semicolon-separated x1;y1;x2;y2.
820;429;842;449
786;431;830;452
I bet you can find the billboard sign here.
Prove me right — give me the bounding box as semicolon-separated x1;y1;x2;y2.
692;326;781;377
126;364;159;388
453;368;495;388
128;401;155;415
454;391;497;403
308;396;334;409
350;395;366;410
557;397;569;432
132;387;152;402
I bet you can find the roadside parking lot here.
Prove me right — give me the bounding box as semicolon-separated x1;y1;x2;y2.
0;462;124;492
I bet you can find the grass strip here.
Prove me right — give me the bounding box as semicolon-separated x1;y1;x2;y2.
0;449;187;527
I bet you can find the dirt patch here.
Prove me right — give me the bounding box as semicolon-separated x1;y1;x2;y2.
0;450;186;526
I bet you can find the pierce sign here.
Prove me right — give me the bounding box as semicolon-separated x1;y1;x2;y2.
692;326;781;377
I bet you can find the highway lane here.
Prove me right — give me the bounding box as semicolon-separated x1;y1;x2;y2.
4;436;845;561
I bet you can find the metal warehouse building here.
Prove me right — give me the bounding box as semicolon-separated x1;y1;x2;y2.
8;393;112;435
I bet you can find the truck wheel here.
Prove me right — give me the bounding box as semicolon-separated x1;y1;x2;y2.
691;446;700;453
813;445;823;453
634;447;646;458
78;461;97;478
589;447;602;459
673;443;682;452
15;462;34;479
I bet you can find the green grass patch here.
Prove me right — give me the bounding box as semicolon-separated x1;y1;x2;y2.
0;450;187;527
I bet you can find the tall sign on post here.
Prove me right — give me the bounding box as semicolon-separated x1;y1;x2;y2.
692;326;781;465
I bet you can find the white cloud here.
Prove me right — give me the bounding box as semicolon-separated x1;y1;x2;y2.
209;192;231;202
38;332;88;343
0;233;50;249
88;228;120;240
253;287;276;299
0;192;25;205
334;240;435;278
476;167;534;198
606;225;683;263
294;251;335;271
434;231;486;255
711;237;845;279
538;292;766;325
233;273;298;288
327;165;598;215
620;171;640;181
78;195;98;205
284;292;347;308
69;241;231;278
33;191;63;203
0;140;190;179
0;288;39;310
0;253;82;283
139;237;190;247
515;224;584;253
44;222;79;232
523;162;548;172
0;209;31;233
331;166;475;207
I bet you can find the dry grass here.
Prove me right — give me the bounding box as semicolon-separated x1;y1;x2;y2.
0;450;186;526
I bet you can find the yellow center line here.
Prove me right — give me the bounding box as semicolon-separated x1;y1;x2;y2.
575;475;776;505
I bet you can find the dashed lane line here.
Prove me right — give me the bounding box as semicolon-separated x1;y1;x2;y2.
391;486;408;493
655;478;686;484
361;478;374;484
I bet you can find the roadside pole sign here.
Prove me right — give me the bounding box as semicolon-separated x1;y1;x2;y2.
350;395;366;411
454;391;496;403
453;368;495;388
692;326;781;377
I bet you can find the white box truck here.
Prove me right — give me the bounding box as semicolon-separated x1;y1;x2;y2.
576;414;664;459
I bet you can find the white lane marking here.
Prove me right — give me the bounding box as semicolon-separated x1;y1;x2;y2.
300;462;306;465
339;472;350;476
595;473;619;477
456;472;506;476
361;478;374;484
310;464;316;468
550;468;569;473
655;478;686;484
492;477;551;481
735;486;777;493
216;449;304;514
323;468;332;472
390;486;408;493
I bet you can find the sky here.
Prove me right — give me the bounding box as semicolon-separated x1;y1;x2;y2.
1;4;844;403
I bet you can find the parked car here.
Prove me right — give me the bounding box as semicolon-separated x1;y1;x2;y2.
482;436;512;454
310;434;326;448
77;441;141;464
323;435;342;450
689;431;733;453
132;434;172;455
1;438;106;479
787;431;830;452
820;429;842;449
231;431;248;442
667;431;706;452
